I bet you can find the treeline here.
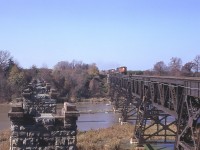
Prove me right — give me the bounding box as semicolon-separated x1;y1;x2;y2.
0;50;108;103
129;55;200;77
52;61;108;101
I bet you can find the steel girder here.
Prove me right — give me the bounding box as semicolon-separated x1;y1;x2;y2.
108;74;200;149
109;75;138;122
176;96;200;150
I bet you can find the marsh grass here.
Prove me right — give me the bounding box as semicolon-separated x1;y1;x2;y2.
77;123;176;150
77;124;134;150
141;124;177;141
0;129;10;150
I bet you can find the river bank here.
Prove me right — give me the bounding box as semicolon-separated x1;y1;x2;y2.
77;123;135;150
0;123;176;150
0;129;10;150
0;124;135;150
78;97;111;103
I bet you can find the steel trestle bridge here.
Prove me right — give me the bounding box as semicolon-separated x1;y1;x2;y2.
109;74;200;150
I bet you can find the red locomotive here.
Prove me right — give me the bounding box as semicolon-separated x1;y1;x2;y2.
116;66;127;75
107;66;127;75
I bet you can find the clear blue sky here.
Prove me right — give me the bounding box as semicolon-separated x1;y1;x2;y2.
0;0;200;70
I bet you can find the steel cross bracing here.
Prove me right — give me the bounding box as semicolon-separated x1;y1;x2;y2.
109;74;200;150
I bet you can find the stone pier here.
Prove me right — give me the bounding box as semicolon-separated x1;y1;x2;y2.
8;81;79;150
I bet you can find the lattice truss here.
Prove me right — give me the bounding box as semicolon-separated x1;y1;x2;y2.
109;74;200;150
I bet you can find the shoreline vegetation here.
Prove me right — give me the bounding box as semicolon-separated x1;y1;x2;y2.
0;124;135;150
0;123;176;150
77;124;135;150
78;97;110;103
0;129;10;150
0;97;111;105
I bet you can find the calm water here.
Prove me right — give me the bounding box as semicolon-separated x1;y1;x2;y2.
76;102;120;131
0;103;119;131
0;104;11;130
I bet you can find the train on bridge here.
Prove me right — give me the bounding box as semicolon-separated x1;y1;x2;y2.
108;67;200;150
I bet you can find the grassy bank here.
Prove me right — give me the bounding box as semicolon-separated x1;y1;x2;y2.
0;124;134;150
78;97;110;103
0;124;176;150
0;129;10;150
77;124;135;150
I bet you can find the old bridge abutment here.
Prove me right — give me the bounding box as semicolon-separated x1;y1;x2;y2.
8;80;79;150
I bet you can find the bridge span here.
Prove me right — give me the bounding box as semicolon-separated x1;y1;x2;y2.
109;74;200;150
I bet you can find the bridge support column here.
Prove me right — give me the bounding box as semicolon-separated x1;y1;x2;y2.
175;96;200;150
134;98;177;147
8;82;80;150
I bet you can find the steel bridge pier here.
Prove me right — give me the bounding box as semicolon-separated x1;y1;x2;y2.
109;74;200;150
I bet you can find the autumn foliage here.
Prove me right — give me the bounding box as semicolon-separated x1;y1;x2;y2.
0;50;108;102
0;50;200;102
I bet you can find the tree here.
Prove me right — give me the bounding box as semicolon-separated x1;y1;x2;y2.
88;63;99;76
54;61;72;71
193;55;200;74
153;61;167;76
181;62;195;77
4;58;15;77
168;57;182;76
89;76;100;97
52;60;101;100
143;70;154;76
38;68;53;83
8;65;27;98
30;65;39;77
0;50;11;70
0;73;10;101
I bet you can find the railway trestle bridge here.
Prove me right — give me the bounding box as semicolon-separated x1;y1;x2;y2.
109;74;200;150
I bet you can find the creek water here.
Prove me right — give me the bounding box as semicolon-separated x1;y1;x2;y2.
0;102;119;131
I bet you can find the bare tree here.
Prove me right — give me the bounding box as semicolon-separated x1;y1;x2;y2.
0;50;11;70
52;60;99;100
193;55;200;74
169;57;182;76
54;61;70;71
181;62;195;77
153;61;167;76
143;69;154;76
